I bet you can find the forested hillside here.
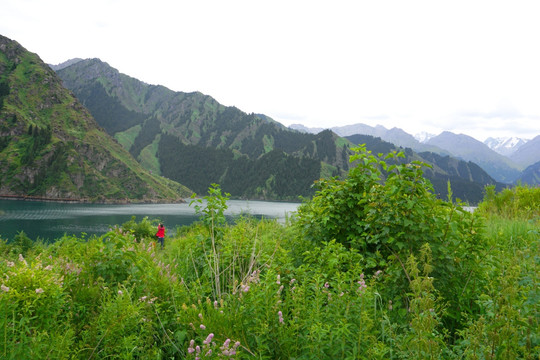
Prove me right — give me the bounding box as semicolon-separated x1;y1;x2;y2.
0;35;190;202
56;59;351;199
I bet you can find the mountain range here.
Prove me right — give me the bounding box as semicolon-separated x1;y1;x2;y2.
1;33;536;205
290;123;539;184
52;57;516;203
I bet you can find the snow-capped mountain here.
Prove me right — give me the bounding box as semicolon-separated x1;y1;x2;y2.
484;137;529;157
414;132;436;143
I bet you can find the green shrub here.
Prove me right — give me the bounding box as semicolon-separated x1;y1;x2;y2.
478;184;540;220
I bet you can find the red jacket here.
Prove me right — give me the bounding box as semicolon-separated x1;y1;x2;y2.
156;226;165;238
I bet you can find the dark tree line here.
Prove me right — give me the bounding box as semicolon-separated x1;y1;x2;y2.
130;116;161;158
76;83;146;134
158;134;320;199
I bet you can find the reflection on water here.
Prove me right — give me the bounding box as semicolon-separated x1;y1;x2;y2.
0;199;299;242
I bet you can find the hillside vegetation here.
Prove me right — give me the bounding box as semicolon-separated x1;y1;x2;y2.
1;147;537;359
0;35;191;202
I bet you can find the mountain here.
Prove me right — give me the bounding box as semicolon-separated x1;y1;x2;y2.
425;132;522;184
49;58;84;71
515;160;540;186
345;134;503;204
55;59;352;200
289;123;324;134
414;131;436;143
509;135;540;168
0;35;190;202
484;136;528;156
293;122;447;154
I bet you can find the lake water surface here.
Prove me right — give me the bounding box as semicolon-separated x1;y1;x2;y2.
0;199;300;242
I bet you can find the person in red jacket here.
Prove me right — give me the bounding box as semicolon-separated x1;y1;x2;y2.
155;223;165;249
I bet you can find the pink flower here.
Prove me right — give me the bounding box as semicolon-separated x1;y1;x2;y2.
324;282;330;288
200;324;206;330
203;333;214;345
276;275;281;284
278;311;284;323
35;288;44;294
1;284;9;292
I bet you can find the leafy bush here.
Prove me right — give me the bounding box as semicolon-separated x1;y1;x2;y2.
478;184;540;220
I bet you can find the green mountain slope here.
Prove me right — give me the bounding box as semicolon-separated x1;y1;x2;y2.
345;134;504;204
515;160;540;186
0;35;191;202
56;59;351;199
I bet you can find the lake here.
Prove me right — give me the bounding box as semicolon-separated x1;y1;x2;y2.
0;199;300;242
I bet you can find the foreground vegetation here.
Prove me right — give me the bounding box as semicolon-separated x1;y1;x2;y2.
1;147;538;359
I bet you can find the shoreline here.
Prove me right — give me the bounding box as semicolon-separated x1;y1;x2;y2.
0;194;186;205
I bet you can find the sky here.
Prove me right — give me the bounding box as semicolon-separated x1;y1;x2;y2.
1;0;540;142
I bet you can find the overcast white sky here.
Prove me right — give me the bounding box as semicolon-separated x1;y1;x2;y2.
2;0;540;141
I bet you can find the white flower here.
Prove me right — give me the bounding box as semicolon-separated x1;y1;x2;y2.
35;288;44;294
1;284;9;292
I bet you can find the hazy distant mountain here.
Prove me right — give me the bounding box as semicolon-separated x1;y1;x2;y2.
415;131;436;143
289;123;324;134
484;136;528;156
48;58;84;71
294;123;447;154
426;132;521;183
509;135;540;168
514;160;540;186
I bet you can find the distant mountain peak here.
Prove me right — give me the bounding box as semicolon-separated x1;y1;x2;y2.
48;58;84;71
484;136;528;156
414;131;436;143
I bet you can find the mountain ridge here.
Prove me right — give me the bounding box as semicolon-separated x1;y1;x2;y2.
291;122;538;183
0;35;191;203
55;58;352;200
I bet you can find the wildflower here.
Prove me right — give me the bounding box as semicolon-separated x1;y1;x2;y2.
200;324;206;330
339;292;344;297
44;265;53;270
1;284;9;292
290;278;296;285
388;300;393;311
18;254;27;266
205;349;212;356
6;261;15;267
278;285;284;294
276;274;281;284
35;288;44;294
118;290;123;295
374;270;382;278
278;311;284;324
324;282;330;288
203;333;214;345
234;341;241;349
139;296;147;302
196;345;201;353
198;313;203;319
221;338;231;349
214;300;218;309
